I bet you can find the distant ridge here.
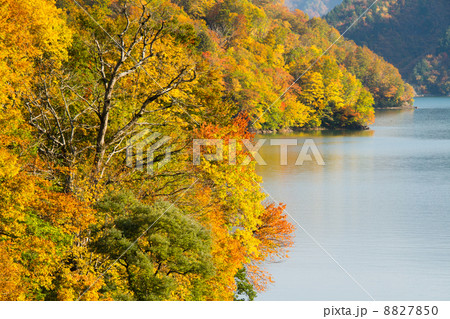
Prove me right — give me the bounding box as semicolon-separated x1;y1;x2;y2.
285;0;343;17
325;0;450;95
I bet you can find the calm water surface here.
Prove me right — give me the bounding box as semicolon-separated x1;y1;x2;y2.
256;97;450;300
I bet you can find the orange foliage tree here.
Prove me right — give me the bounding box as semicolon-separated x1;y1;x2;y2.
190;114;295;297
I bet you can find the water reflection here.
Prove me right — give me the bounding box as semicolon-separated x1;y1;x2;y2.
256;97;450;300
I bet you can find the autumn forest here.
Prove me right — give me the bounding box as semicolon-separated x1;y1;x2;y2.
1;0;414;301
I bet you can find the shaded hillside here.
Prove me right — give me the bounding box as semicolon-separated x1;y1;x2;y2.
285;0;343;17
326;0;450;95
412;27;450;95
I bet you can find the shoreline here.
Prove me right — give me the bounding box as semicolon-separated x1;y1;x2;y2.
252;126;370;135
374;102;417;110
414;94;450;98
375;106;418;110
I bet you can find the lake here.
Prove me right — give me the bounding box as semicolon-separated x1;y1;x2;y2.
256;97;450;300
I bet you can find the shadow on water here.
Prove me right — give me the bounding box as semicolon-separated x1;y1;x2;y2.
257;129;375;139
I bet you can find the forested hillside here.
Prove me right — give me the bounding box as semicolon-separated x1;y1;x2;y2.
285;0;342;17
326;0;450;95
1;0;413;301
